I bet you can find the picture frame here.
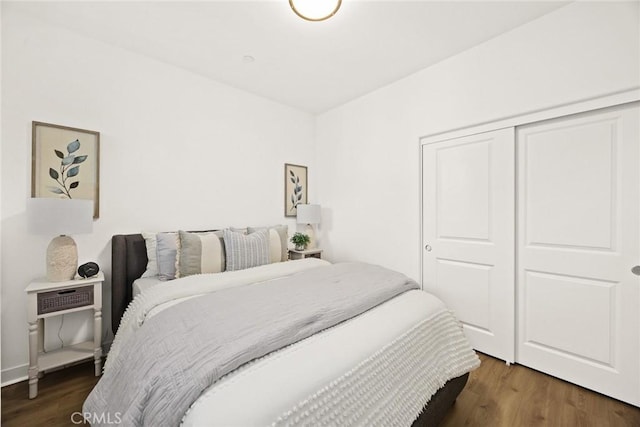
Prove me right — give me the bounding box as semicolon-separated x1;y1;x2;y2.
32;121;100;218
284;163;308;217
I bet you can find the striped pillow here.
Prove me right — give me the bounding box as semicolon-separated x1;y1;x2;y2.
247;225;288;263
177;230;226;278
223;228;270;272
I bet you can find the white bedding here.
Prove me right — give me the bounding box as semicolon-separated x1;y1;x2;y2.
108;259;479;426
132;276;163;298
181;289;477;426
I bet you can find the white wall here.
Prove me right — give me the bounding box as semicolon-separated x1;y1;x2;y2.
0;0;3;387
0;6;316;384
315;2;640;279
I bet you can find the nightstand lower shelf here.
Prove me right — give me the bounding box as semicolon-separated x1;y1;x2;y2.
38;341;95;372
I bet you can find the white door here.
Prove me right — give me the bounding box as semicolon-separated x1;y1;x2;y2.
422;128;515;362
517;103;639;406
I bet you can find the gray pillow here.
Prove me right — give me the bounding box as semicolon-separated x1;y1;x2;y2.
156;232;178;280
178;230;225;277
247;225;288;263
223;229;270;271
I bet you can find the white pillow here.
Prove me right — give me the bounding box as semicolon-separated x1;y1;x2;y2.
141;232;158;278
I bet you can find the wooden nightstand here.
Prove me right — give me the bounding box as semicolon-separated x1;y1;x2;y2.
289;248;323;260
25;272;103;399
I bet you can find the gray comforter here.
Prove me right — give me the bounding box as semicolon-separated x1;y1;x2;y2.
83;262;419;426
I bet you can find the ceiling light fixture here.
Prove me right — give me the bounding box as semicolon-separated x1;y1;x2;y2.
289;0;342;22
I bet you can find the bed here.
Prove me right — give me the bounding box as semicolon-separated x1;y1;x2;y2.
89;232;478;426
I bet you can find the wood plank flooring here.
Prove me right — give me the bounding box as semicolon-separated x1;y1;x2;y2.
441;354;640;427
2;353;639;426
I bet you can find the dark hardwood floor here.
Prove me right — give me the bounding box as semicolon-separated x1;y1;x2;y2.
2;361;99;426
2;353;639;426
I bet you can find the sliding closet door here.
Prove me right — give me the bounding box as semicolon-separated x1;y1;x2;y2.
517;103;640;406
422;128;515;362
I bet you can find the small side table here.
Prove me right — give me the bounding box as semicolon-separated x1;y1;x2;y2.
289;248;323;260
25;272;103;399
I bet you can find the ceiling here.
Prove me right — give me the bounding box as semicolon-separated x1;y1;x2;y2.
9;1;569;113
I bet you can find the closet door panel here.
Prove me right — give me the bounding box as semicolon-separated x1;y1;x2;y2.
523;271;615;365
517;104;639;406
436;141;490;240
435;259;492;331
524;121;615;249
423;128;515;362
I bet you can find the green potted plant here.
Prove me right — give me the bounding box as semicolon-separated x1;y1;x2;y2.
290;232;310;251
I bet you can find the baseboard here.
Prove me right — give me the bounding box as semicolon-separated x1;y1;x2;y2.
1;339;112;388
1;364;28;387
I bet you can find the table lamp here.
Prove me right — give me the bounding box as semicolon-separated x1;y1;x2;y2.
27;198;93;281
296;204;321;249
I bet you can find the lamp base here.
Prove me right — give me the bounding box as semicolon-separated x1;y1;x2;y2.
305;224;317;249
46;235;78;282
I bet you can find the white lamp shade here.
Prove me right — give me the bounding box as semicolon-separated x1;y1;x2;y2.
297;204;321;224
27;198;93;236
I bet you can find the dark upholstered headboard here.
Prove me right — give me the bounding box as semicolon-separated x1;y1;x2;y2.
111;234;147;333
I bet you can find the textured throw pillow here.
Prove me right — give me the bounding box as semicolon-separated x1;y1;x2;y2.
156;232;179;280
178;230;225;278
141;232;159;278
247;225;288;263
223;228;270;272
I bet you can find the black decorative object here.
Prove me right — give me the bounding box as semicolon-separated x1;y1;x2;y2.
78;262;99;278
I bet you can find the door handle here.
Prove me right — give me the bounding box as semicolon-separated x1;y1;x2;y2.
632;266;640;276
425;244;432;252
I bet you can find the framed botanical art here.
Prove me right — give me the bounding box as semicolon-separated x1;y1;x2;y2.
284;163;308;217
32;121;100;218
